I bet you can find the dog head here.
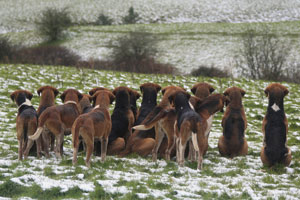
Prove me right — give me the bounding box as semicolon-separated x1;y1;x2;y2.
37;86;59;97
160;86;186;107
92;90;115;107
78;94;93;113
223;87;245;106
168;91;191;108
140;83;161;94
195;94;228;114
10;90;33;106
264;83;289;108
89;87;110;96
191;82;215;100
60;89;83;103
112;86;132;106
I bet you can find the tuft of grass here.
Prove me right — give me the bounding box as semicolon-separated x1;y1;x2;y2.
0;180;25;197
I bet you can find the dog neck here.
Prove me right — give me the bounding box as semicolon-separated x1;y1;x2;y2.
64;101;77;105
174;94;192;113
18;98;32;110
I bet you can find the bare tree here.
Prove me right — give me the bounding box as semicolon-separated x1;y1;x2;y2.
236;28;291;81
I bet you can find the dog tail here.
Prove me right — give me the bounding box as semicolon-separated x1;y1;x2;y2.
29;127;43;140
72;118;83;149
133;106;172;131
192;132;199;152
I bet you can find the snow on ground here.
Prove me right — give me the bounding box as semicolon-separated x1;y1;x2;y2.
0;64;300;199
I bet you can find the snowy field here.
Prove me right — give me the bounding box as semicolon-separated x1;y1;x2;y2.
1;0;300;73
0;64;300;199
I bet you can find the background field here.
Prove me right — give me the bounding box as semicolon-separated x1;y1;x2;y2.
0;64;300;199
2;0;300;73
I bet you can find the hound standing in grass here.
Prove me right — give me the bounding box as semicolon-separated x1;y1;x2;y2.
260;83;291;167
29;89;82;158
72;90;115;167
10;90;40;160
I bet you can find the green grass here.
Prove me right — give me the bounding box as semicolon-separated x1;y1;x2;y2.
0;64;299;199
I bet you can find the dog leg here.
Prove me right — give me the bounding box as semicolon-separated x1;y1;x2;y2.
175;137;180;163
85;138;94;168
23;139;34;159
198;155;203;170
284;148;292;166
101;137;108;162
18;140;23;160
178;138;187;167
166;132;175;161
42;130;51;158
152;125;165;161
55;132;64;158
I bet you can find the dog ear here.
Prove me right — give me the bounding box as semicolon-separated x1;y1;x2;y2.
156;85;161;92
53;88;59;97
161;87;166;95
209;85;215;93
25;91;33;100
168;94;175;105
10;92;16;102
60;91;66;102
284;88;289;97
240;89;246;97
37;87;43;96
112;88;118;96
139;85;144;93
109;93;115;104
264;88;269;97
223;90;229;96
133;90;141;100
191;85;197;95
77;92;83;102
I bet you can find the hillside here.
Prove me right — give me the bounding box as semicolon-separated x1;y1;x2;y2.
1;1;300;73
0;64;300;199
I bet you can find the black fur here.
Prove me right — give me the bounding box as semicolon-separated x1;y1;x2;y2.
264;98;288;165
108;89;131;144
174;92;201;133
223;108;245;143
134;86;158;139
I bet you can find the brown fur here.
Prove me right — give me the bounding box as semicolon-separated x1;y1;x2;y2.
29;89;82;158
78;94;93;114
72;90;115;167
191;82;215;100
37;86;59;152
119;83;161;157
89;87;110;96
10;90;39;160
218;87;248;158
133;85;185;161
260;83;291;167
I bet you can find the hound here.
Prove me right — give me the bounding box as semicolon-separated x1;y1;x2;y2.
218;87;248;158
133;86;185;161
29;89;82;158
260;83;291;167
10;90;39;160
107;86;135;155
72;90;115;167
119;83;161;157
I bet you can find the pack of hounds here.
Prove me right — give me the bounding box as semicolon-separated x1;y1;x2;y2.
10;82;292;169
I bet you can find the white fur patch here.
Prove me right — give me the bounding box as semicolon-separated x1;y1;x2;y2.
18;98;32;110
205;115;214;137
93;105;100;109
189;101;195;110
192;132;199;152
271;103;280;112
64;101;77;105
132;125;150;131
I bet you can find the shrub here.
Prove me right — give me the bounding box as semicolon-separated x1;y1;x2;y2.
0;36;16;63
36;7;72;42
235;28;291;81
190;65;230;78
122;7;140;24
14;45;80;66
96;14;113;25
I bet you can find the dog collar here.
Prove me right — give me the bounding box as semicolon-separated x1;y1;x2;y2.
64;101;77;105
18;99;32;110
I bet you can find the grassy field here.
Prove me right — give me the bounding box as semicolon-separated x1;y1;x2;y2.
0;64;300;199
